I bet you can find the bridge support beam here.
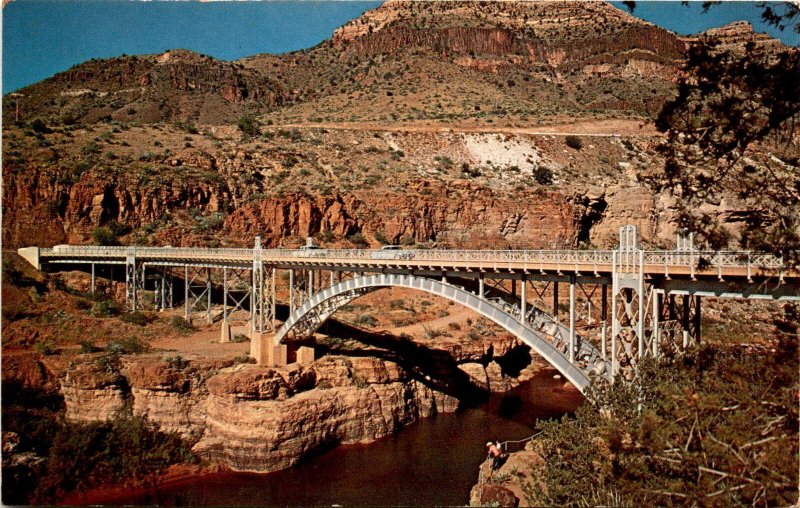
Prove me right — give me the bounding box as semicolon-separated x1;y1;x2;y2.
569;276;576;364
91;263;96;295
154;267;173;311
251;333;288;367
251;237;276;335
125;253;144;311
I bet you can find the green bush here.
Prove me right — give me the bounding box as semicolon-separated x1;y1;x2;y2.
33;413;195;503
78;340;101;354
525;342;799;507
120;311;150;326
533;166;554;185
237;115;260;137
105;336;149;355
34;340;57;356
348;232;369;248
354;314;378;327
91;227;118;246
163;355;189;370
169;316;194;334
90;299;120;318
564;135;583;150
231;334;250;343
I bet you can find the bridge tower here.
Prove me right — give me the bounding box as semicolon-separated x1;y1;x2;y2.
610;225;646;379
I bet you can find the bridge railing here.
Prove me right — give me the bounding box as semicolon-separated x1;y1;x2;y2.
644;251;785;270
39;246;787;272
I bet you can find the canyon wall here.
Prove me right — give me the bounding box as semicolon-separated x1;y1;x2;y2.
60;354;465;472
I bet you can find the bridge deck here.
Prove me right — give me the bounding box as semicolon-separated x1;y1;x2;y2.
20;245;795;282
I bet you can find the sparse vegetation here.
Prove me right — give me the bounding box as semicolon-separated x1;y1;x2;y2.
525;309;799;507
237;115;260;137
564;135;583;150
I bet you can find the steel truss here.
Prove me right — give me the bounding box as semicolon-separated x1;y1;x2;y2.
125;252;145;311
184;266;212;323
153;266;174;311
222;267;252;323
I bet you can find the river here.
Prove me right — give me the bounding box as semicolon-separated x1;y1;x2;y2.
83;371;582;506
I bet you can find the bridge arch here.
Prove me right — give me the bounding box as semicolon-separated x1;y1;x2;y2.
275;273;598;393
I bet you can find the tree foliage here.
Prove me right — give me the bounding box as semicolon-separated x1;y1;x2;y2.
32;413;195;503
525;307;799;507
641;3;800;265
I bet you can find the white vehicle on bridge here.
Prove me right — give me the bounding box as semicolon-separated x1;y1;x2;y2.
370;245;414;260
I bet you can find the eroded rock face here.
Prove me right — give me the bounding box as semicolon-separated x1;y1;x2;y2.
60;355;458;472
61;359;128;423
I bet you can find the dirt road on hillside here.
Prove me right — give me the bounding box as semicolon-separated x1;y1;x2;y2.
274;118;660;137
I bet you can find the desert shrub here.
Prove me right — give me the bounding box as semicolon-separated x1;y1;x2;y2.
2;258;23;285
105;336;149;355
169;316;194;334
525;340;799;507
533;166;554;185
232;353;256;365
77;340;101;354
33;413;195;503
564;135;583;150
29;118;51;134
91;227;118;246
34;339;57;356
163;355;189;370
120;311;150;326
237;115;260;137
90;299;120;318
354;314;378;327
448;322;461;331
348;232;369;248
374;231;389;245
231;334;250;343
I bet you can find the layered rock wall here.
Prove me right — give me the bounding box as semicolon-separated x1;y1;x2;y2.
59;355;460;472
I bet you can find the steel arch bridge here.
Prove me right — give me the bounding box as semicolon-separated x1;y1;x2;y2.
18;226;800;394
273;273;604;392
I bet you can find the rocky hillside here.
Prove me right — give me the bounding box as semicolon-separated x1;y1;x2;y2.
2;2;792;250
5;49;288;126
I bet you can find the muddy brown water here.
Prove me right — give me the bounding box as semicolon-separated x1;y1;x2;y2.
81;372;582;506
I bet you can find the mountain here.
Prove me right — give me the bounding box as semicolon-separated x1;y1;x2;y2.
5;49;288;125
2;1;793;251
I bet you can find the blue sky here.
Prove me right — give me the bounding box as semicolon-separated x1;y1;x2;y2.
3;1;798;93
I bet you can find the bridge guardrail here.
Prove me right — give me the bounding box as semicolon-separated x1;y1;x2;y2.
39;246;787;272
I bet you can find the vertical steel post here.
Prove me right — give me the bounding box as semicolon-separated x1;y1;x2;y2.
569;277;576;364
553;281;559;321
601;283;608;361
160;269;167;312
682;295;690;348
184;265;189;320
637;250;645;361
308;270;313;298
330;271;334;287
271;267;276;328
206;268;212;324
223;267;228;325
520;274;527;323
611;251;618;378
694;295;701;345
91;263;96;294
478;273;485;298
289;269;295;314
652;289;660;357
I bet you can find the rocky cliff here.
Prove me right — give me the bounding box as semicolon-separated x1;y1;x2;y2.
60;354;464;472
